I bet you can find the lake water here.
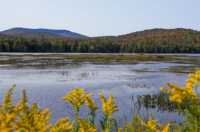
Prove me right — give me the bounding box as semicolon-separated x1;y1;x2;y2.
0;54;199;126
0;52;200;56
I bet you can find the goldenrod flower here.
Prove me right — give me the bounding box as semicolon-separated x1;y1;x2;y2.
0;85;22;132
125;122;134;131
141;112;159;132
51;117;74;132
99;91;118;118
62;87;96;131
62;87;86;110
160;71;199;103
118;127;122;132
15;90;52;132
85;94;99;112
125;115;143;131
77;117;97;132
141;112;170;132
158;123;170;132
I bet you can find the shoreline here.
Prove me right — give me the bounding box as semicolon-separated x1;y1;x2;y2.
0;54;188;60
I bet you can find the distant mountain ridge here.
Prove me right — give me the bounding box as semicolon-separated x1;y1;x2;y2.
0;27;88;38
0;28;200;53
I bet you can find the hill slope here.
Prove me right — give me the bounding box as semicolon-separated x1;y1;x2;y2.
0;28;200;53
0;28;87;38
115;28;200;40
0;30;69;39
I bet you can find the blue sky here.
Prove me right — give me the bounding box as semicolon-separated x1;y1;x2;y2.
1;0;199;37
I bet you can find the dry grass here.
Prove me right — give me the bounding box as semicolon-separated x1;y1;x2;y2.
0;54;188;60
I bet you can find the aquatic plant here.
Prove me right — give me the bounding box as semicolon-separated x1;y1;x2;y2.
136;91;186;112
128;84;151;89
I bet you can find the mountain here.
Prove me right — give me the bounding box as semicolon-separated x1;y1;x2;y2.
0;28;200;53
0;28;88;38
114;28;200;40
0;30;69;40
88;28;200;40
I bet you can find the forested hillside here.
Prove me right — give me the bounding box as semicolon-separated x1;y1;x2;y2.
0;28;200;53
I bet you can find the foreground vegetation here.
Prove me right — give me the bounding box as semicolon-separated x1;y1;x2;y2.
1;28;200;53
1;69;200;131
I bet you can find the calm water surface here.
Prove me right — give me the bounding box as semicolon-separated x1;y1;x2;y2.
0;54;199;125
0;52;200;56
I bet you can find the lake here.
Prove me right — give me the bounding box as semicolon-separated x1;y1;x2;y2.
0;52;200;56
0;53;199;125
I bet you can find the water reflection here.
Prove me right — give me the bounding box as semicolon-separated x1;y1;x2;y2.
0;55;199;125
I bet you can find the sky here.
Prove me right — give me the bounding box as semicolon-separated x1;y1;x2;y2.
0;0;200;37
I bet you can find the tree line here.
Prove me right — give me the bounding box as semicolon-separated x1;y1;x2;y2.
0;28;200;53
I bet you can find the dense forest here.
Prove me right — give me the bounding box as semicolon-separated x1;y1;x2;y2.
0;28;200;53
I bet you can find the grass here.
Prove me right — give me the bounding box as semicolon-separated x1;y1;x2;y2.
0;54;188;61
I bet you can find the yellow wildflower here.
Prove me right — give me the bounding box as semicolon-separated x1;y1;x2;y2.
77;117;97;132
118;127;122;132
124;122;134;131
62;87;86;110
99;91;118;118
15;90;52;132
0;85;22;132
141;112;159;132
85;94;99;111
141;112;170;132
124;115;143;132
189;68;200;88
51;117;74;132
160;74;199;103
158;123;170;132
